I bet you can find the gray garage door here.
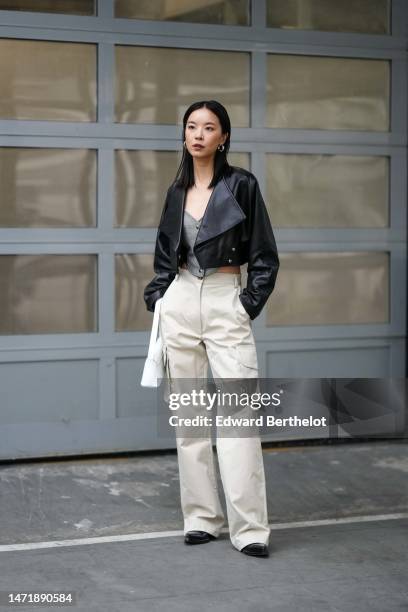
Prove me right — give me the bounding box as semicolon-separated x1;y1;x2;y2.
0;0;406;459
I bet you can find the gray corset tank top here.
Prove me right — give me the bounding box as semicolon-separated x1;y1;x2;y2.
181;209;219;279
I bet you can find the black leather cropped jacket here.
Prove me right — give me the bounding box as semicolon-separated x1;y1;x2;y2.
143;166;280;320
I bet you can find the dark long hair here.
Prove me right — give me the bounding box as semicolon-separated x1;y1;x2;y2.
173;100;232;190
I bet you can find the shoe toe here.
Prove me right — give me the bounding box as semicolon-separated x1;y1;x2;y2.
240;543;269;557
184;530;215;545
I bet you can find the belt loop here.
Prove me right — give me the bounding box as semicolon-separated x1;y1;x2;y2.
234;276;238;288
175;273;179;281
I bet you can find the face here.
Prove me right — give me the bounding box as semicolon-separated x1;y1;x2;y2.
184;107;228;160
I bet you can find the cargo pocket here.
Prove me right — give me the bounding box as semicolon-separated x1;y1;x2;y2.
235;344;259;377
236;344;261;406
227;344;260;407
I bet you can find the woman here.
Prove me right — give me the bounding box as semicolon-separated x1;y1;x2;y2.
144;100;279;557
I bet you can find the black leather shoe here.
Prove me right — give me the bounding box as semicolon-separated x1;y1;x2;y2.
184;530;216;545
240;543;269;557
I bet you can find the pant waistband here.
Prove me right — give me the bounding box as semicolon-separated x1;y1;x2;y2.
176;268;241;287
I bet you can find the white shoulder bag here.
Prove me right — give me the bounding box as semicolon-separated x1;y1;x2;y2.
140;297;165;387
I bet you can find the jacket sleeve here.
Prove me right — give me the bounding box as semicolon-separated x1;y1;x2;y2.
239;174;280;320
143;188;176;313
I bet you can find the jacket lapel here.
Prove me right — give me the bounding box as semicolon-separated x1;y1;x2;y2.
160;174;247;249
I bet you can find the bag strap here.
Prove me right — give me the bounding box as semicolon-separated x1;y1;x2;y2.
147;298;162;358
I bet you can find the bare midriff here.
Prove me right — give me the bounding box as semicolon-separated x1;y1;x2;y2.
181;263;240;274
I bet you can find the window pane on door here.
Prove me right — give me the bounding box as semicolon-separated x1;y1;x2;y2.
266;0;390;35
0;0;94;14
0;148;96;228
265;154;389;228
0;255;97;334
115;253;155;331
115;0;249;25
266;54;389;131
115;45;249;126
115;150;179;228
0;39;96;121
267;252;389;326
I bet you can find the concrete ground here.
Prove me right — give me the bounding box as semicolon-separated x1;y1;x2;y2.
0;439;407;611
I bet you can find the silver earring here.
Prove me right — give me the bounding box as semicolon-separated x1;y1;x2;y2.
217;144;225;152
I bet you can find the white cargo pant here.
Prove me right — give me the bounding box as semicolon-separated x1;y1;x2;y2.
159;267;270;551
